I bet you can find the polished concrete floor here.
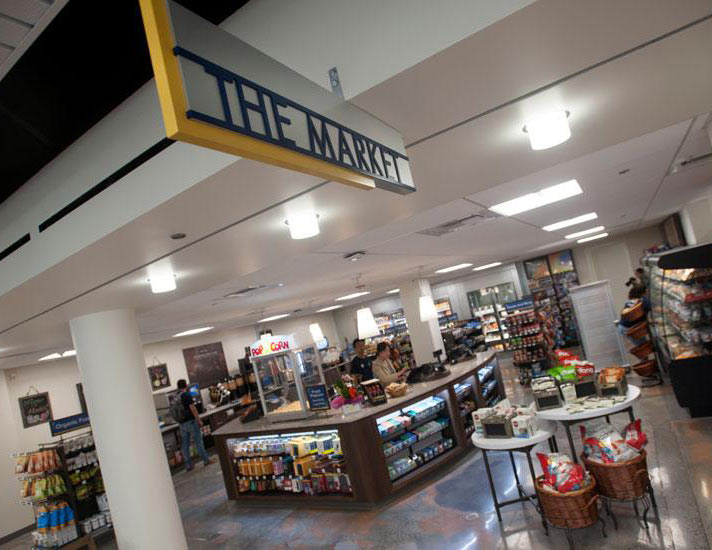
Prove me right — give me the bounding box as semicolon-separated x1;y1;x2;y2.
4;357;711;549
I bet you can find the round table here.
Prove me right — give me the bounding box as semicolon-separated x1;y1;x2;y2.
536;385;641;463
471;420;558;523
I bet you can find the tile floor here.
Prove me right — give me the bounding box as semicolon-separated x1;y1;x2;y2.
4;356;711;549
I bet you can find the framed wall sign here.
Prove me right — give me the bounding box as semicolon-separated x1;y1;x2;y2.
148;363;171;391
182;342;229;389
18;392;53;429
305;384;330;411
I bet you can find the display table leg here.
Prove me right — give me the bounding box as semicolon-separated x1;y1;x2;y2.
525;448;548;535
509;451;523;497
563;422;579;463
627;406;635;423
482;449;502;522
548;435;559;453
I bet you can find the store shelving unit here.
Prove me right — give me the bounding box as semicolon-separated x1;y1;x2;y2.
374;309;408;337
472;304;509;351
441;320;485;362
644;243;712;417
435;297;459;326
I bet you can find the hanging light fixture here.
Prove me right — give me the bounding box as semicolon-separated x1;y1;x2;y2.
147;262;177;294
419;295;438;322
285;212;320;239
523;109;571;150
356;308;380;339
309;322;325;342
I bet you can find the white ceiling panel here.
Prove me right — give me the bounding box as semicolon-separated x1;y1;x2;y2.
645;163;712;220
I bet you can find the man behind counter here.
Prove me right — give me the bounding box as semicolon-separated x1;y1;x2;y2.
349;338;374;381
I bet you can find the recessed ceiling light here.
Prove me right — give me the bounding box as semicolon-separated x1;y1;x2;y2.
577;232;609;243
39;353;62;362
335;291;371;301
566;226;605;239
386;288;400;294
489;179;582;217
473;262;502;271
258;313;291;322
435;263;473;274
285;212;320;239
172;327;214;338
523;110;571;150
147;263;177;294
62;350;77;357
316;305;343;312
542;212;598;232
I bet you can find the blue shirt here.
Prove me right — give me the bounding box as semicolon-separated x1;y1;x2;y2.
350;356;373;380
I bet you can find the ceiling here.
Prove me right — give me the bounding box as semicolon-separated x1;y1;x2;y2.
0;0;711;368
0;0;250;204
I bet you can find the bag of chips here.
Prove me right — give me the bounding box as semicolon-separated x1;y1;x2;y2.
580;419;646;463
536;453;587;493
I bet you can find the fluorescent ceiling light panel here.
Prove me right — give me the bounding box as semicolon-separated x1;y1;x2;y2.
577;232;609;243
435;263;473;274
316;305;343;312
542;212;598;232
259;313;291;322
566;226;605;239
489;179;582;216
285;212;320;239
356;308;380;339
335;291;370;301
386;288;400;294
473;262;502;271
172;327;214;338
38;353;62;362
523;109;571;150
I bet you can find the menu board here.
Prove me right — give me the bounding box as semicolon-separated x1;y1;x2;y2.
548;250;575;274
524;257;551;280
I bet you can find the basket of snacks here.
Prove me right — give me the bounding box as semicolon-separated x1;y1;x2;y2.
629;341;653;360
621;302;645;324
384;382;408;397
632;359;657;378
580;419;650;500
535;453;599;528
625;322;648;341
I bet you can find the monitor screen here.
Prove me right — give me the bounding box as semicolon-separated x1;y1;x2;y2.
188;384;200;397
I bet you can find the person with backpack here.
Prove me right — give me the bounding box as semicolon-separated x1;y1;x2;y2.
173;379;214;471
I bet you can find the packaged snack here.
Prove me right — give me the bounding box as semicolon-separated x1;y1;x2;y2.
536;453;587;493
580;420;646;463
548;365;577;381
15;454;29;474
623;419;647;451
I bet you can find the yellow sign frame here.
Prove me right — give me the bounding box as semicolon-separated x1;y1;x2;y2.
138;0;375;190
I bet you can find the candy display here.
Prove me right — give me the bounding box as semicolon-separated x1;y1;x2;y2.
361;379;388;404
537;453;590;493
387;438;454;480
532;377;562;411
580;419;648;464
32;501;78;549
596;367;628;397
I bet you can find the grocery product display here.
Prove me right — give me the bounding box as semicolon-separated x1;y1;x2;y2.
644;243;712;417
213;352;503;505
441;319;485;362
13;433;112;549
435;297;458;326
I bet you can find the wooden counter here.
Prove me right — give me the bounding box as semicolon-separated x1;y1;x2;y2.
213;352;504;505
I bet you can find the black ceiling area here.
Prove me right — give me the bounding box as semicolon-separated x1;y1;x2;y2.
0;0;250;206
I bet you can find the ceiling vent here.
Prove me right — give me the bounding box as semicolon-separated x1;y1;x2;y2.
417;210;498;237
669;152;712;175
344;251;366;262
223;283;283;299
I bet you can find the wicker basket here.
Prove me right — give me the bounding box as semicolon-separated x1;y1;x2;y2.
535;476;599;529
632;359;658;378
626;321;648;340
385;383;408;397
621;302;645;324
630;340;653;360
582;451;649;500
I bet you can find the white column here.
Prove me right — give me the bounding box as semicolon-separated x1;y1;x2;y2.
400;279;445;365
70;309;187;550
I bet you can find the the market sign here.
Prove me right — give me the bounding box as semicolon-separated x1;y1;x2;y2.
250;335;291;358
139;0;415;195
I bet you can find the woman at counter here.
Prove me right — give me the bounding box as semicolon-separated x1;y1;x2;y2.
373;342;408;385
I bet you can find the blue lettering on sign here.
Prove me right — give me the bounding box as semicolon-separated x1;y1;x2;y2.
504;297;535;312
50;413;90;436
172;47;412;193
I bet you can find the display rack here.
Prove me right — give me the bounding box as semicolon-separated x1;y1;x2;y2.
472;304;509;351
435;297;459;326
373;309;408;336
441;319;485;362
644;243;712;417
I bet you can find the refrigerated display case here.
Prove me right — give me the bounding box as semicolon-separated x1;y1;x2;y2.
644;243;712;417
468;283;515;350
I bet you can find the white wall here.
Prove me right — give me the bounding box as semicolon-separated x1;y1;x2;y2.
680;196;712;245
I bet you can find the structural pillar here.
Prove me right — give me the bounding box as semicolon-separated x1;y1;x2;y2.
399;279;446;365
70;309;187;550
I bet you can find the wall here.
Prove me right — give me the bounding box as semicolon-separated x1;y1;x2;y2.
572;224;665;309
680;196;712;245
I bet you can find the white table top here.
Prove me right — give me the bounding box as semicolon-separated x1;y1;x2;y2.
535;385;640;422
470;420;557;450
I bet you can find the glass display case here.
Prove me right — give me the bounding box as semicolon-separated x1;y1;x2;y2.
644;243;712;417
249;336;326;422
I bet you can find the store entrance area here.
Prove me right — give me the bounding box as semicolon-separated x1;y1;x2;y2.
3;358;709;550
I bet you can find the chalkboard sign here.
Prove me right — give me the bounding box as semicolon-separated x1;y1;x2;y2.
50;413;90;436
305;384;330;411
18;392;53;429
